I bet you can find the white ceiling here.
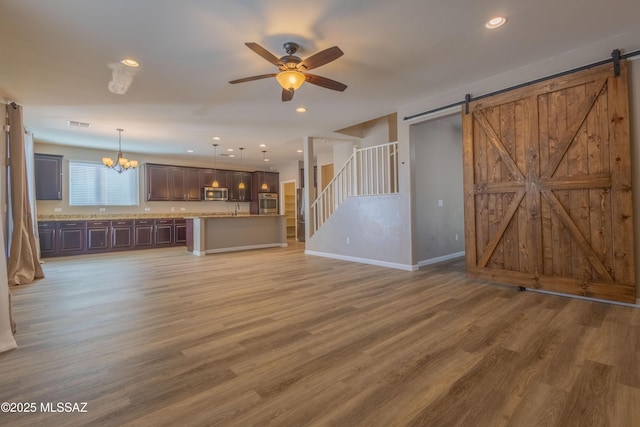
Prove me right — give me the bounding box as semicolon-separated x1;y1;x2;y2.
1;0;639;170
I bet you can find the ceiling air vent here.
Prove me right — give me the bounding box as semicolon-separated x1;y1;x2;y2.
68;120;92;128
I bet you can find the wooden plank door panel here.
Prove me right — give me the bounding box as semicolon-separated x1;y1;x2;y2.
463;61;635;303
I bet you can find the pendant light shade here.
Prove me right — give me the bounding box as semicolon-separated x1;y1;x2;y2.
212;143;219;187
238;147;245;189
261;150;268;190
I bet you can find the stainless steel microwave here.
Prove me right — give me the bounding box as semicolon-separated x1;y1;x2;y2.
203;187;228;201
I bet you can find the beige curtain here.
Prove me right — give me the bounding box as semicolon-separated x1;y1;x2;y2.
1;106;17;353
7;104;44;287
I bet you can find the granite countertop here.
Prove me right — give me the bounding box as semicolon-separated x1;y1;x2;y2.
37;212;253;221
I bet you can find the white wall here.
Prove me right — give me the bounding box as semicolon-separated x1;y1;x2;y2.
306;113;415;269
333;141;355;172
411;117;464;264
360;117;390;148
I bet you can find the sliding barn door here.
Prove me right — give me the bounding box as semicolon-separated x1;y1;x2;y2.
462;62;635;303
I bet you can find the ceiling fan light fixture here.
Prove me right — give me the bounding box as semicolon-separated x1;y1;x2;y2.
276;70;305;90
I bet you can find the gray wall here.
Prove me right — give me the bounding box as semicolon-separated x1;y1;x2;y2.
411;117;464;264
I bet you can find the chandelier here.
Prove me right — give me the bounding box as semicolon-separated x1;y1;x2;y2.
102;128;138;173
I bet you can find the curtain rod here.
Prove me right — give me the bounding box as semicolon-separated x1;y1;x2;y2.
403;48;640;122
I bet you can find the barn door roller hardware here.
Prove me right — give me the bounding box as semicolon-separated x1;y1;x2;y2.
611;49;621;77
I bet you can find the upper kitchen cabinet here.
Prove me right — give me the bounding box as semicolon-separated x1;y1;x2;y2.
34;153;63;200
200;169;229;189
146;164;201;201
146;164;171;201
171;167;186;200
228;172;252;202
255;171;279;193
185;168;201;201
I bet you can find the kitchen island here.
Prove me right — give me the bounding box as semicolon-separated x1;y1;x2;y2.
185;215;287;256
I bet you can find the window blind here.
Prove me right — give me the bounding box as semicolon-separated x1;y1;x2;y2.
69;160;139;206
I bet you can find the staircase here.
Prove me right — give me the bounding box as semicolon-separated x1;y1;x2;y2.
310;142;399;235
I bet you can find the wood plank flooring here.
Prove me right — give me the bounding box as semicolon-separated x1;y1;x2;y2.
1;242;639;426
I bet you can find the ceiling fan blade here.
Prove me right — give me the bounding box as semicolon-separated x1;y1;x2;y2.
229;73;277;84
245;42;281;66
298;46;344;71
304;74;347;92
282;88;294;102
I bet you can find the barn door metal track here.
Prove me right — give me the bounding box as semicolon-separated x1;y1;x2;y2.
404;48;640;121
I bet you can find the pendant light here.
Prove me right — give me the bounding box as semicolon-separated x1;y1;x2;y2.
261;150;268;191
102;128;138;173
238;147;245;190
211;143;219;187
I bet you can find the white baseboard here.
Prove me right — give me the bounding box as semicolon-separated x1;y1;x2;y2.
305;250;415;271
416;251;466;268
206;243;287;254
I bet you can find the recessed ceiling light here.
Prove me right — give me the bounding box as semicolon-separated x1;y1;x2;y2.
213;136;221;141
296;107;307;113
264;158;270;162
226;148;234;152
187;149;194;153
297;149;303;153
259;144;266;147
229;154;235;158
485;16;507;29
120;58;140;68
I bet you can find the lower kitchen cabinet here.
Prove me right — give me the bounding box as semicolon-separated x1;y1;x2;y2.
37;222;57;255
174;219;187;245
58;221;86;255
38;218;185;257
155;219;173;246
86;221;110;252
134;220;155;248
111;220;134;250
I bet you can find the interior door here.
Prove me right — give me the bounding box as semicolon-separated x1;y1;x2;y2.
462;61;635;303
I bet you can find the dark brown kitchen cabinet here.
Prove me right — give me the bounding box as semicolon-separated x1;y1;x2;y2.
146;164;171;201
228;172;252;202
255;171;279;193
111;220;133;250
134;219;155;248
57;221;86;255
37;222;57;255
200;169;229;190
34;153;63;200
186;169;201;200
171;167;186;200
155;219;173;246
174;219;187;245
86;220;110;251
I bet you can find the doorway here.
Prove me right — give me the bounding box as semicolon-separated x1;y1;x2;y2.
411;114;465;267
282;181;297;238
321;164;334;190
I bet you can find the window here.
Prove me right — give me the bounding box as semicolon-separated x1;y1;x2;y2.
69;160;139;206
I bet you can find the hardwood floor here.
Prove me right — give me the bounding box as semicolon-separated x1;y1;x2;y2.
1;242;639;426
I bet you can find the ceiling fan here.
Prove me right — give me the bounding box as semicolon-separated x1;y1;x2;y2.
229;42;347;102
